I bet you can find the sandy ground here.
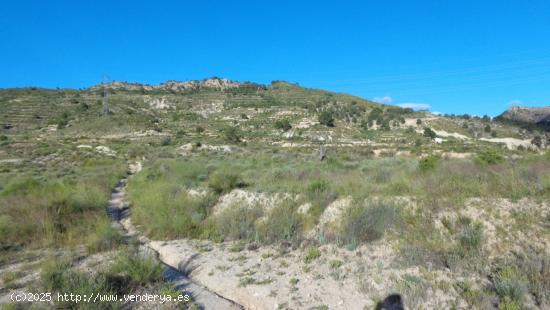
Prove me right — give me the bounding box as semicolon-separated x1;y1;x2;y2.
479;137;533;150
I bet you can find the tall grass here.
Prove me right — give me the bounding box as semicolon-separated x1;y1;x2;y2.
128;177;216;239
109;249;164;286
0;159;126;248
41;259;118;309
126;153;549;246
337;199;402;247
257;200;303;243
40;249;165;309
213;205;263;241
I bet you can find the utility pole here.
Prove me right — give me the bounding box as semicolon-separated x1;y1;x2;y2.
102;75;110;116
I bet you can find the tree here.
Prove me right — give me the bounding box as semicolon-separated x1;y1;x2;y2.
416;119;422;126
319;111;335;127
484;124;491;133
274;119;292;132
423;127;437;139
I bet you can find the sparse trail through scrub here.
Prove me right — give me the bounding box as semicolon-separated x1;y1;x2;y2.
106;161;243;310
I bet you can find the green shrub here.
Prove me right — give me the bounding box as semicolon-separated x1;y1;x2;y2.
493;266;527;307
329;260;343;269
160;136;172;146
41;260;116;309
274;119;292;131
86;219;124;253
56;114;70;129
207;171;245;194
109;249;164;286
423;127;437;139
214;206;262;241
418;155;439;172
477;150;504;165
304;246;321;263
512;250;550;306
306;179;335;218
307;179;330;197
129;181;211;239
0;215;16;245
222;126;242;143
458;221;484;254
259;201;303;243
338;200;401;245
318;110;335;127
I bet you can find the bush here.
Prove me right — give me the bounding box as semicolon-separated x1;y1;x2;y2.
207;171;245;194
56;112;70;129
0;215;16;245
477;150;504;165
531;135;542;148
512;250;550;306
304;246;321;263
214;206;263;241
274;119;292;131
493;266;527;307
318;111;335;127
41;260;116;309
423;127;437;139
109;249;164;286
86;219;124;253
222;126;242;143
458;221;484;254
338;200;401;245
418;155;439;172
259;201;303;243
307;179;330;197
129;181;212;239
160;137;172;146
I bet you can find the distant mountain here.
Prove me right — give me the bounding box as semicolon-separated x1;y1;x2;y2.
498;106;550;131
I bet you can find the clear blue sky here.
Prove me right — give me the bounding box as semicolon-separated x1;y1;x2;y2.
2;0;550;116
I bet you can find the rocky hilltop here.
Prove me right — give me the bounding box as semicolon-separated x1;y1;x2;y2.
91;77;245;92
500;106;550;127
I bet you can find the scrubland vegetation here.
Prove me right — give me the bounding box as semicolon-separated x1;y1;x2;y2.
1;80;549;309
125;149;549;308
0;158;127;249
128;152;549;241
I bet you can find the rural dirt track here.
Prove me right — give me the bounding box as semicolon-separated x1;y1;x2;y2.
106;164;243;310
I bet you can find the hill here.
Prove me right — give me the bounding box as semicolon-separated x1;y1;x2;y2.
498;105;550;131
1;78;549;309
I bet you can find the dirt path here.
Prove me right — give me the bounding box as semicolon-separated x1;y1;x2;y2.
106;165;242;310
